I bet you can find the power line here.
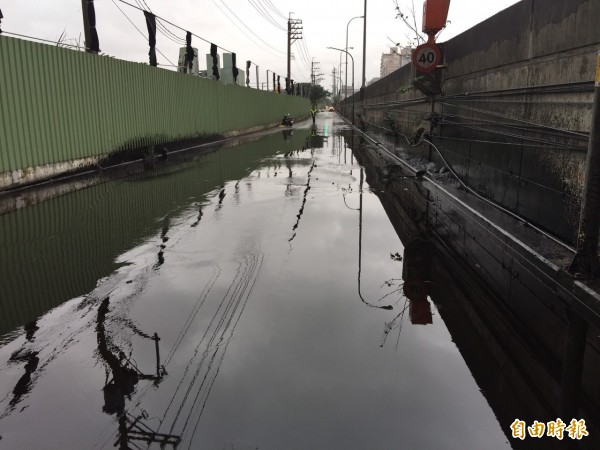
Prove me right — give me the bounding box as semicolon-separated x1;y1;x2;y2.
298;38;312;70
211;0;283;57
216;0;284;55
111;0;177;66
135;0;185;44
246;0;286;31
262;0;287;20
293;56;309;82
293;34;311;70
114;0;234;53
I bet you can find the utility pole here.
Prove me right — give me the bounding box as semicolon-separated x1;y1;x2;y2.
288;14;303;94
361;0;367;102
332;68;337;101
310;59;323;85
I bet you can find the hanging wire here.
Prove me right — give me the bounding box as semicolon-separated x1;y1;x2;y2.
440;120;586;149
433;134;585;151
210;0;274;56
293;57;309;84
114;0;234;53
134;0;185;45
211;0;284;56
439;101;589;140
246;0;286;31
443;81;594;100
219;0;284;54
139;0;185;42
111;0;177;66
262;0;287;20
297;38;312;71
351;115;576;252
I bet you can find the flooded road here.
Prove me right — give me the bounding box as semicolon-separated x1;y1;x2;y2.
0;115;515;449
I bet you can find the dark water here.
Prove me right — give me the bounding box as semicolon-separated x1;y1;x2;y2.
0;115;513;449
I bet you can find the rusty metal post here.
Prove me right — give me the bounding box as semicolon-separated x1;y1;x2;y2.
569;50;600;278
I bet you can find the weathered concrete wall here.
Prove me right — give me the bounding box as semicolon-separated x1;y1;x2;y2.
345;0;600;244
0;36;310;191
353;137;600;449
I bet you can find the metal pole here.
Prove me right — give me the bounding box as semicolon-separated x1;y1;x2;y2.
153;332;161;379
256;65;259;89
570;50;600;278
328;47;355;125
338;52;343;108
351;51;355;125
361;0;367;101
266;70;270;91
346;16;363;117
287;17;291;93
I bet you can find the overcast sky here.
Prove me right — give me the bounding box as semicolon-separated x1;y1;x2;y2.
3;0;520;88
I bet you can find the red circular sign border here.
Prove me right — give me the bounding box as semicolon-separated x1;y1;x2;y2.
412;43;442;74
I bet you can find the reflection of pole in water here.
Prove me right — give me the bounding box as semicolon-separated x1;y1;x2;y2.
96;297;178;448
402;239;433;325
288;161;316;243
379;240;434;348
358;167;393;310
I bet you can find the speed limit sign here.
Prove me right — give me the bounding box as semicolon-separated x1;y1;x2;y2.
412;42;441;73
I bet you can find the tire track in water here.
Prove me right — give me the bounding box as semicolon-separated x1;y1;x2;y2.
155;252;263;443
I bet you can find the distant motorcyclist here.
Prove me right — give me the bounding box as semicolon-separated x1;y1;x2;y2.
282;114;293;127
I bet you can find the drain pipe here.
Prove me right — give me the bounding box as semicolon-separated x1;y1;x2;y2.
570;50;600;278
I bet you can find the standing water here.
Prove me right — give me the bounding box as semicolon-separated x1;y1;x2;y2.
0;115;514;449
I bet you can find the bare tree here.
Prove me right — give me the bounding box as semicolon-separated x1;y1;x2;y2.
393;0;450;47
393;0;426;47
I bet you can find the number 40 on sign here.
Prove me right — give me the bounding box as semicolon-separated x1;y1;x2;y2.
412;42;442;73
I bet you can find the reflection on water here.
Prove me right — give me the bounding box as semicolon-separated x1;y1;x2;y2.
0;131;314;337
351;127;600;450
0;119;539;449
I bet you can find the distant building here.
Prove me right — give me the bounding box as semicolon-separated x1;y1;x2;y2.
340;85;358;98
220;53;245;85
380;46;411;78
203;53;246;85
177;47;199;75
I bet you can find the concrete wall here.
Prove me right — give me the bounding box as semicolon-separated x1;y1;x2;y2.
0;36;309;190
355;140;600;448
345;0;600;244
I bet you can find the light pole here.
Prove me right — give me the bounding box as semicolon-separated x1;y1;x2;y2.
266;69;272;91
361;0;367;105
327;47;355;125
345;16;363;113
338;51;343;108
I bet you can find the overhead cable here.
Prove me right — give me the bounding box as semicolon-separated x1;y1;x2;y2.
111;0;177;66
216;0;284;55
115;0;234;53
246;0;286;31
262;0;287;20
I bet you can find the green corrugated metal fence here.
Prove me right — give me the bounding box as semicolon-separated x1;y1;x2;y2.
0;36;309;174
